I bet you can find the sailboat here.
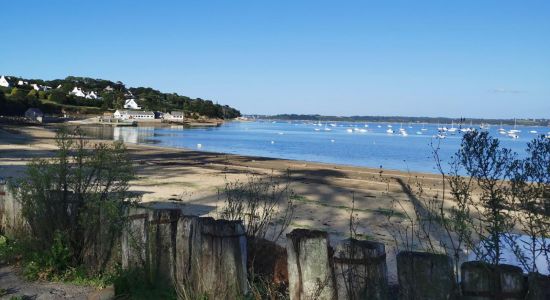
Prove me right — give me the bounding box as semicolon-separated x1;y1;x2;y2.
447;121;458;134
421;124;428;131
508;119;520;134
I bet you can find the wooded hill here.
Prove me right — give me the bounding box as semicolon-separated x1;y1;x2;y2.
0;75;241;119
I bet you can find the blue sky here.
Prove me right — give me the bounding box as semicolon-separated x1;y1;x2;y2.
1;0;549;118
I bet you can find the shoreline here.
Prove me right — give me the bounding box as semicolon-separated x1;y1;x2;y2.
0;124;449;284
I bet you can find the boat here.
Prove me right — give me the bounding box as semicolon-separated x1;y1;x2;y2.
330;123;337;127
346;128;353;133
358;128;367;133
387;124;393;128
435;133;446;139
377;125;382;128
314;128;320;131
507;119;521;134
447;121;457;134
508;132;519;139
386;128;395;134
529;130;538;134
421;124;428;131
480;123;490;130
324;127;332;131
400;130;408;136
416;131;422;135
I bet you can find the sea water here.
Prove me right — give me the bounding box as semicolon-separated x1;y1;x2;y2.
82;120;548;174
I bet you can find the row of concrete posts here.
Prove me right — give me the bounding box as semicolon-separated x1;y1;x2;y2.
1;181;549;300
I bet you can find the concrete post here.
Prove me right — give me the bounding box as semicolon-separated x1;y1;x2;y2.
121;205;149;270
461;261;526;300
286;229;336;300
333;238;388;300
397;251;456;300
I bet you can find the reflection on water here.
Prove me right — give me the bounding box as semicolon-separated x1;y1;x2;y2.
73;125;158;144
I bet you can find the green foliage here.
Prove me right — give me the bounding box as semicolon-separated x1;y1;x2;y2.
1;75;241;118
114;268;177;300
14;128;138;274
457;131;515;265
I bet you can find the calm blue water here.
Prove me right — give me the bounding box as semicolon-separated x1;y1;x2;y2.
106;121;549;174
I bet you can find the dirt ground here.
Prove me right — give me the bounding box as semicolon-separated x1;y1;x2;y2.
0;125;451;286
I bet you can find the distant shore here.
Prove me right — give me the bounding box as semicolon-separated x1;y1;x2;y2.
258;114;549;126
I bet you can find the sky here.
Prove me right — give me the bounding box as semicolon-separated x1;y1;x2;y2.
1;0;549;118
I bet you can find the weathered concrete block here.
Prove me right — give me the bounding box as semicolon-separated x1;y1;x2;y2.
121;205;149;270
172;214;200;297
461;261;526;300
147;208;180;283
286;229;336;300
191;217;248;299
0;182;26;238
397;251;456;300
526;272;550;300
334;238;388;300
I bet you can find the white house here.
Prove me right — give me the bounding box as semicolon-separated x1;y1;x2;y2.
0;76;10;87
164;111;185;121
114;110;154;120
123;99;141;109
70;87;87;97
85;91;99;100
104;85;114;91
17;80;28;86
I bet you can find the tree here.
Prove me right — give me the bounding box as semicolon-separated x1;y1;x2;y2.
14;128;138;273
48;90;68;104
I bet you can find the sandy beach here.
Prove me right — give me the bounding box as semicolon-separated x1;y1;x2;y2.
0;124;450;283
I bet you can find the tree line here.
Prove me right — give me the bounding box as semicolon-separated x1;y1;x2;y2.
0;76;241;119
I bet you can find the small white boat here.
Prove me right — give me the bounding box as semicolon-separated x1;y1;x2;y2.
387;125;393;128
416;131;422;135
529;130;538;134
400;131;408;136
435;134;446;139
314;128;320;131
447;121;457;134
330;123;337;127
386;128;395;134
364;124;369;127
359;129;367;133
346;128;353;133
508;132;519;139
377;125;382;128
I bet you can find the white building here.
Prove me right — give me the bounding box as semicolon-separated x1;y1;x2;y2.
164;111;185;121
70;87;87;97
104;85;114;91
114;110;154;120
24;108;44;122
123;99;141;109
0;76;10;87
85;91;99;99
18;80;28;86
